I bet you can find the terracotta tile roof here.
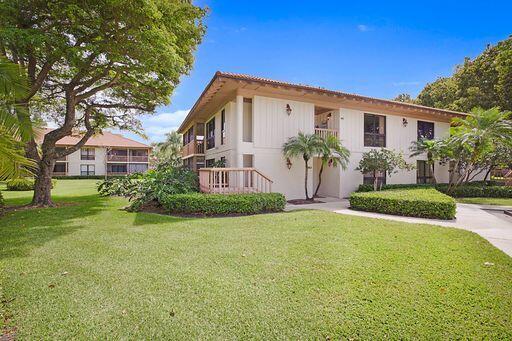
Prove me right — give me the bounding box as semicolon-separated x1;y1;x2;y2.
37;128;150;148
178;71;467;132
216;71;467;116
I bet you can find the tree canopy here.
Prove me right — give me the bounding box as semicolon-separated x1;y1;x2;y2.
0;0;206;205
416;36;512;112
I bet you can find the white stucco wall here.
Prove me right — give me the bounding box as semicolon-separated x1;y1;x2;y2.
199;94;463;199
339;108;452;197
66;147;107;176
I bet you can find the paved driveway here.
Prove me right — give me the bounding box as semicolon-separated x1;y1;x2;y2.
286;199;512;257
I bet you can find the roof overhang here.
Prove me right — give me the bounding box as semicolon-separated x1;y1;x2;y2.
178;71;468;132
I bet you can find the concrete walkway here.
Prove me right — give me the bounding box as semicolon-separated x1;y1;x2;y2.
286;199;512;257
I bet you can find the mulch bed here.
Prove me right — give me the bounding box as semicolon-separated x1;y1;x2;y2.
287;199;325;205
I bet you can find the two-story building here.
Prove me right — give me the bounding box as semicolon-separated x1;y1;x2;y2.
40;129;151;177
178;72;474;199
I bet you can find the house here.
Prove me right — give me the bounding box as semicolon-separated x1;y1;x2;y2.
39;129;151;177
178;72;474;199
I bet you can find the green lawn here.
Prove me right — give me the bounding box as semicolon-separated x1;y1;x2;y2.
457;197;512;206
1;180;512;339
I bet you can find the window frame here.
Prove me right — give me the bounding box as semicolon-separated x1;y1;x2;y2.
206;117;215;150
364;113;386;147
80;147;95;160
363;171;386;187
417;160;434;184
221;109;226;145
80;164;95;176
417;120;435;141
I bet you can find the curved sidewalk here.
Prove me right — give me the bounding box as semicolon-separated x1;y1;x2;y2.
286;199;512;257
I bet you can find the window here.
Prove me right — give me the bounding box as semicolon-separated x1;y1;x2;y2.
205;158;215;167
206;118;215;150
80;148;95;160
417;121;434;140
363;171;386;187
417;160;434;184
221;109;226;145
364;114;386;147
183;126;194;145
80;164;95;176
53;162;66;173
243;98;253;142
108;164;127;173
129;163;148;173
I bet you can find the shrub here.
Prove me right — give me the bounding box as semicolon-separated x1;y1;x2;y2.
356;182;511;198
6;178;34;191
159;193;286;216
97;173;143;197
53;175;108;180
436;185;512;198
349;188;456;220
97;167;199;211
6;178;57;191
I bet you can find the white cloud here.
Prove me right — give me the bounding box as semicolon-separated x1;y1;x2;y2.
141;109;190;142
357;24;371;32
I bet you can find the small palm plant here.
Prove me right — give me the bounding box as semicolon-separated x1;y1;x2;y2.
409;138;445;184
0;57;35;180
283;132;324;200
314;134;350;197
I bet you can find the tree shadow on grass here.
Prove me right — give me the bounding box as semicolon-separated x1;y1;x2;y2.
0;194;106;260
131;210;193;226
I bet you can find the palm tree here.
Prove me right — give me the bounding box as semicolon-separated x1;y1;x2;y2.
0;57;35;180
314;134;350;197
153;131;183;167
283;132;324;200
409;138;445;184
450;107;512;186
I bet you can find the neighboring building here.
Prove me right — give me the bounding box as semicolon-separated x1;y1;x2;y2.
39;129;151;176
178;72;478;199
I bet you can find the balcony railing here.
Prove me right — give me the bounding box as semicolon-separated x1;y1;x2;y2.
198;168;273;194
182;139;205;158
107;154;128;162
314;128;338;139
129;155;149;162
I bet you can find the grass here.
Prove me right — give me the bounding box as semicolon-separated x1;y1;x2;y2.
457;197;512;206
1;180;512;339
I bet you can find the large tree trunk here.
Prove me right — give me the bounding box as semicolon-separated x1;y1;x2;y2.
32;158;55;207
314;162;324;198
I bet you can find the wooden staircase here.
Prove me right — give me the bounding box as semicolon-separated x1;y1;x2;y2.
198;168;273;194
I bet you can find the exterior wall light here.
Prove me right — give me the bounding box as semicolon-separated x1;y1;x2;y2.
286;157;292;170
286;104;292;116
402;118;408;127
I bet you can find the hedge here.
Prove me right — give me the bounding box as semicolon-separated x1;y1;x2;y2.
349;188;456;220
6;178;57;191
53;175;117;180
356;182;512;198
158;192;286;216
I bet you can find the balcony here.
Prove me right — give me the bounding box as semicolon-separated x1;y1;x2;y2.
182;139;205;158
107;154;128;162
314;128;338;139
129;155;148;162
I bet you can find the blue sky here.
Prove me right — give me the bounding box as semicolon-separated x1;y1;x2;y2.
130;0;512;143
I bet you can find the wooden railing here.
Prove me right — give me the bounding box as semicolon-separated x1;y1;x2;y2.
107;154;128;162
182;139;205;158
315;128;338;139
506;170;512;186
129;155;149;162
198;168;273;194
